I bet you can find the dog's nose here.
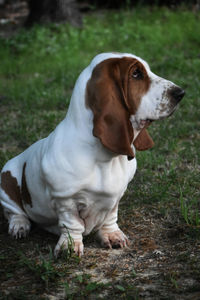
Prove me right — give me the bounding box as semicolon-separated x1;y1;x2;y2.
169;87;185;104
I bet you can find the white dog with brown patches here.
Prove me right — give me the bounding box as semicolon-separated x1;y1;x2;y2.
0;52;184;257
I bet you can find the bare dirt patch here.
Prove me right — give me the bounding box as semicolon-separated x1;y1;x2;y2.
1;202;200;299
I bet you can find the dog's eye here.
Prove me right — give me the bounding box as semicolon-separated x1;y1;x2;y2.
132;69;143;80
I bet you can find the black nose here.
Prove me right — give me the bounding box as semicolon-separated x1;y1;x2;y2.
169;87;185;104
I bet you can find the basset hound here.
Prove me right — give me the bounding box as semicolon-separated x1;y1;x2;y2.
0;53;184;256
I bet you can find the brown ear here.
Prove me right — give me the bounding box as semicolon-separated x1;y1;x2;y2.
86;58;134;158
133;128;154;151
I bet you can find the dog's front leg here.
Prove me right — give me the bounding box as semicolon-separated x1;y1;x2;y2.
54;199;85;257
97;201;129;249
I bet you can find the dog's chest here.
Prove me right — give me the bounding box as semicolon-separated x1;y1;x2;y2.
73;157;136;216
86;157;134;195
71;158;135;234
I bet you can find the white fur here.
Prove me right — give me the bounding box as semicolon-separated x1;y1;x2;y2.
0;52;180;256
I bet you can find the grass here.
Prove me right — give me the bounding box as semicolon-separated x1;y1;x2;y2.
19;247;63;288
180;188;200;227
0;5;200;299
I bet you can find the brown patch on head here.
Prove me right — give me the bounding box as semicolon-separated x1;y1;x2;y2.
126;59;151;114
86;57;151;159
1;171;24;210
21;163;32;207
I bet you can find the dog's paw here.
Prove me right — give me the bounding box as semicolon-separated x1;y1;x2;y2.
8;214;31;239
98;230;130;249
54;233;84;258
74;240;84;257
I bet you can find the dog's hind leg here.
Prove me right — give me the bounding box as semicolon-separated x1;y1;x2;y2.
0;169;31;239
6;211;31;238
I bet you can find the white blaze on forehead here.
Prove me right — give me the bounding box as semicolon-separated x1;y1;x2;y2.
89;52;150;72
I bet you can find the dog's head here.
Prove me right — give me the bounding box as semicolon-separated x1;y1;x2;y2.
86;53;184;159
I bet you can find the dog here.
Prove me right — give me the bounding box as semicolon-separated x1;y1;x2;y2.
0;52;184;256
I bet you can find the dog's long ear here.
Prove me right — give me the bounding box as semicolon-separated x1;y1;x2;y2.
86;58;135;159
133;128;154;151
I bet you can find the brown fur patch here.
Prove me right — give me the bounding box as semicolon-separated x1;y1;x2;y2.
1;170;24;210
86;57;134;158
133;128;154;151
127;60;151;114
86;57;151;159
21;163;32;207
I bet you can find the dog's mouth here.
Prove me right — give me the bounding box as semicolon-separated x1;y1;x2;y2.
130;115;155;131
140;110;175;128
140;119;154;128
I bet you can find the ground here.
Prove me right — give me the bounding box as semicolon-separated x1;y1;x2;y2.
1;188;200;299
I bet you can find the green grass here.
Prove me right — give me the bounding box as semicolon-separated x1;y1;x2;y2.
0;5;200;298
19;247;63;288
0;5;199;231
